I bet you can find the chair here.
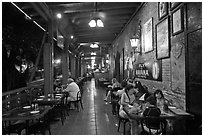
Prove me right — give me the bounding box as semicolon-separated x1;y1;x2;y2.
142;116;163;135
117;116;130;135
50;94;67;125
3;121;27;135
27;113;51;135
67;91;83;111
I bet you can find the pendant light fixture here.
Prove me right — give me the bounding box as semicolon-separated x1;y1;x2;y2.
89;2;104;28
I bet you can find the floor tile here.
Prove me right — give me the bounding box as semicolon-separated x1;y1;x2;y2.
49;79;120;135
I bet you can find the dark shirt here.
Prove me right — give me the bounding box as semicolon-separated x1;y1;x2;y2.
143;106;161;116
143;106;161;129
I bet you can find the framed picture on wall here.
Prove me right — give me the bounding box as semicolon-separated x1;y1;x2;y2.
158;2;168;20
143;17;153;53
156;16;170;59
171;6;184;36
170;2;181;10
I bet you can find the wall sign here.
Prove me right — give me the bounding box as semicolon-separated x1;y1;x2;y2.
135;60;162;81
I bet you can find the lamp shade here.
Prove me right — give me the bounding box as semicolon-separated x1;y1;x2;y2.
89;19;97;27
90;43;99;48
97;19;104;27
89;18;104;28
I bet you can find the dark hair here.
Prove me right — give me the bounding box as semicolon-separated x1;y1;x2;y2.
154;89;164;99
136;81;148;94
125;84;134;93
146;95;157;105
121;80;127;88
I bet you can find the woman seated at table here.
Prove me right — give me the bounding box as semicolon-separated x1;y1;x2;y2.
119;84;141;135
63;78;80;103
104;78;121;102
111;80;127;115
153;89;169;111
153;89;169;134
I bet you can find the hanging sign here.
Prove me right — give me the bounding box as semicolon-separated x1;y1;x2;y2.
135;60;162;81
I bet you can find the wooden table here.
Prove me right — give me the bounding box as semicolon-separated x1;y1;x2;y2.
32;93;65;106
2;106;51;134
123;106;193;134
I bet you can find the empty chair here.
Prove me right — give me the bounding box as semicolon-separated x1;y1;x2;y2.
2;121;27;135
27;113;51;135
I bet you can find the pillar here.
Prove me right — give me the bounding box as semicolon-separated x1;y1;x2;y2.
44;17;54;96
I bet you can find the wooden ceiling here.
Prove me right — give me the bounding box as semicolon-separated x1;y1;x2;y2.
13;2;142;59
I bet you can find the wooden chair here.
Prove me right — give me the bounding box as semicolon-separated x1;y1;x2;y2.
117;116;130;135
142;116;164;135
67;91;83;112
3;121;27;135
27;113;51;135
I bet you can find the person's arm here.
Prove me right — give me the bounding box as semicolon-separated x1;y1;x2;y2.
143;108;149;116
120;93;129;106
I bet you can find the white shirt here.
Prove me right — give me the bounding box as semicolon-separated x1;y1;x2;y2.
64;82;80;101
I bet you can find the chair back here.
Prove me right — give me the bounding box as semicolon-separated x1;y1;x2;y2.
144;116;163;130
76;91;82;101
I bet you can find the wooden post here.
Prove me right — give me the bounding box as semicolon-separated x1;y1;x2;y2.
62;39;69;85
44;17;54;96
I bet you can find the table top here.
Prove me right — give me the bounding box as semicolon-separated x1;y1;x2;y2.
32;93;65;106
2;106;51;121
123;105;193;121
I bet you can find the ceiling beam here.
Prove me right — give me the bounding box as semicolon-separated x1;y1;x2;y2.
48;2;140;14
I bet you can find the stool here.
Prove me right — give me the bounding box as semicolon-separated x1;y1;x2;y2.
117;116;130;135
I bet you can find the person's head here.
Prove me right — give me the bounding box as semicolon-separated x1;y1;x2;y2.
67;78;74;84
125;84;136;95
146;95;157;106
121;80;127;88
112;78;117;84
135;81;142;88
154;89;164;99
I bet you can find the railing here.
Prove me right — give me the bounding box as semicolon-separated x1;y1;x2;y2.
2;79;44;113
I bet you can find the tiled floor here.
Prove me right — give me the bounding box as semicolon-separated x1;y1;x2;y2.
51;79;124;135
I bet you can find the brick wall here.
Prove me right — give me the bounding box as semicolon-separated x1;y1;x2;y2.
109;2;202;110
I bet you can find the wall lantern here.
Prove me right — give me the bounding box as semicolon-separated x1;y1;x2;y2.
130;21;141;53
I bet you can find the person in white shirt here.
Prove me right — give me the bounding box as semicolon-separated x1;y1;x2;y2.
104;78;121;102
63;78;80;102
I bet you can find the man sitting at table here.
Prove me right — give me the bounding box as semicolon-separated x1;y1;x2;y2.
63;78;80;104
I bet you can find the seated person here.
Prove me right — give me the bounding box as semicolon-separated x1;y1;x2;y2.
153;89;169;134
104;78;121;102
153;89;169;111
143;95;162;134
54;79;62;91
111;80;127;115
143;95;161;116
63;78;80;103
119;84;136;118
118;84;140;135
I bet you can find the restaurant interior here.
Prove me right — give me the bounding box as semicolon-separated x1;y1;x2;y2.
2;2;202;135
